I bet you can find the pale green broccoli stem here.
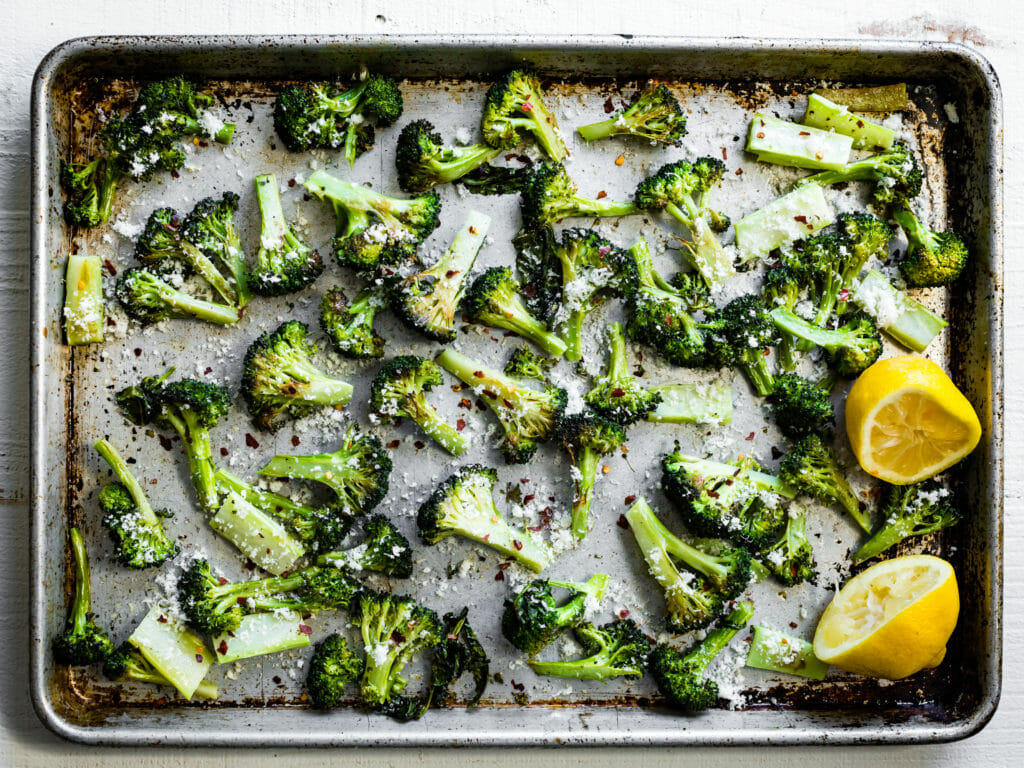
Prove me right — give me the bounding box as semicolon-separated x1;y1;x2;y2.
646;383;733;425
853;269;947;353
214;467;312;517
255;173;303;255
813;84;907;112
283;360;354;406
211;613;311;663
577;116;627;142
159;409;218;512
664;200;735;288
408;398;468;456
305;170;415;231
571;445;601;540
209;492;305;576
801;94;895;150
673;456;797;498
128;604;214;700
746;113;853;170
64;255;105;345
745;625;828;679
689;601;755;668
436;144;503;182
180;238;237;306
93;439;161;528
563;312;586;362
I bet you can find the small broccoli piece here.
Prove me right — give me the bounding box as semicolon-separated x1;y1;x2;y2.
395;119;502;193
634;158;735;288
779;434;871;532
836;212;894;311
135;206;237;305
133;76;235;143
453;164;533;196
304;170;441;271
60;158;112;227
462;267;568;357
505;347;556;383
770;372;835;440
350;590;442;708
250;174;324;296
181;192;252;309
241;320;354;432
558;411;626;540
798;141;923;205
63;254;105;346
435;349;567;463
417;464;551;573
852;481;960;563
52;527;114;665
553;228;638;362
481;70;568;161
785;231;852;329
116;268;240;326
94;438;178;569
585;322;661;425
371;355;467;456
893;208;969;287
649;601;754;711
319;284;387;359
306;633;364;709
390;211;490;342
178;558;360;635
104;642;218;700
274;74;403;165
318;514;412;578
529;619;650;680
577;83;687;145
521;161;639;227
501;573;608;655
769;308;882;378
513;222;562;324
760;509;816;586
762;263;802;370
661;446;795;548
710;295;781;397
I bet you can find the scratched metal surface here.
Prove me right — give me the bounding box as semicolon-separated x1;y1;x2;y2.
29;36;1002;746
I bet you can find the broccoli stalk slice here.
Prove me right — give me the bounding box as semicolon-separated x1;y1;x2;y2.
390;391;467;456
209;491;307;575
462;267;567;357
571;444;602;540
117;269;240;326
852;482;959;563
745;625;828;679
771;306;852;346
646;383;733;424
105;644;219;700
853;269;947;353
64;255;105;345
159;406;219;512
210;612;313;663
52;527;114;665
251;174;323;295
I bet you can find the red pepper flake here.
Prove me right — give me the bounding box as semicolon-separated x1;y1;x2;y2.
603;97;615;114
494;570;505;582
503;398;514;409
745;432;755;441
133;347;142;357
513;540;524;551
170;169;180;179
616;514;629;529
798;131;810;136
838;288;850;303
815;151;824;160
596;190;608;199
735;168;743;175
482;389;498;399
456;418;466;431
390;629;407;644
272;675;282;685
103;259;117;276
218;576;229;585
195;654;204;663
157;615;168;624
291;435;301;447
789;621;799;630
414;440;425;450
157;434;173;452
756;131;765;139
721;147;728;160
524;493;536;504
521;101;532;112
387;439;401;449
299;624;313;635
204;366;213;375
445;269;460;278
619;609;631;619
473;370;485;378
625;494;637;505
771;445;784;460
468;226;478;235
287;178;296;187
794;215;808;223
707;490;720;499
458;397;472;410
763;347;771;357
856;120;865;128
611;387;626;398
245;433;260;449
529;506;554;532
482;534;490;542
220;447;229;457
598;245;612;256
216;640;229;655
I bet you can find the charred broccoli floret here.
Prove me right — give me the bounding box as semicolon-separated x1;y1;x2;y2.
785;231;852;329
395;119;502;193
505;347;556;383
116;268;240;326
521;161;638;227
251;174;324;296
770;372;835;440
512;222;562;324
319;284;387;359
417;464;551;572
241;320;354;432
501;573;608;655
710;295;781;397
306;633;364;709
52;527;114;665
779;434;870;532
435;349;567;463
769;308;882;378
798;140;922;205
462;266;568;357
181;191;252;309
762;263;802;370
453;163;532;196
852;481;960;563
558;411;626;540
577;83;687;145
585;322;661;425
760;509;816;586
371;355;467;456
528;619;650;680
481;70;568;161
837;212;895;311
318;514;412;578
304;169;441;271
894;208;969;287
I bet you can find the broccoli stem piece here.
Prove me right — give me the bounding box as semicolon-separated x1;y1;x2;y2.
802;94;896;150
769;307;882;378
105;643;219;700
117;269;240;326
746;113;853;170
211;612;312;663
64;255;105;346
646;383;733;424
745;625;828;679
735;184;834;263
128;604;215;700
52;527;114;665
813;84;908;112
209;490;306;576
462;267;567;357
853;269;947;352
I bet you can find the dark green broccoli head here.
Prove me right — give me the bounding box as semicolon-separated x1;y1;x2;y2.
584;322;661;425
115;369;173;426
852;481;960;563
358;514;414;578
770;373;835;440
394;118;502;193
558;411;626;457
501;574;608;656
395;119;445;191
460;266;521;323
320;285;386;359
360;74;404;124
521;162;637;226
296;567;361;611
98;483;179;569
178;559;244;635
556;227;637;298
134;76;215;136
649;644;718;710
787;231;850;282
839;212;894;265
575;619;650;674
416;464;498;545
370;355;443;423
114;269;180;324
779;434;862;519
135;207;184;268
251;235;323;296
616;83;687;145
505;347;555;383
824;311;882;378
273;85;330;152
52;529;114;666
160;378;232;428
710;294;780;396
307;633;364;709
293;507;353;553
181;192;241;260
894;209;969;288
60;159;104;226
634;157;725;212
101;642;139;681
868;141;923;204
761;510;816;586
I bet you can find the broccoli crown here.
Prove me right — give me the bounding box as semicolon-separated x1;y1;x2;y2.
177;558;245;635
770;373;835;440
853;481;960;563
370;355;443;423
779;434;862;516
513;222;562;324
416;464;499;544
521;162;636;225
355;514;414;578
838;212;894;282
60;158;107;226
529;619;651;680
555;226;637;306
761;510;816;586
251;175;324;296
52;528;115;665
98;482;179;569
181;192;241;262
395;119;500;193
607;83;687;145
504;346;556;383
360;74;404;124
481;69;567;160
135;207;185;267
101;642;141;681
306;633;364;709
241;320;353;431
558;411;626;457
709;295;780;396
319;284;387;358
634;157;725;215
294;567;362;611
786;231;849;282
351;590;442;707
115;369;174;426
501;574;609;656
763;263;801;309
823;312;883;378
461;266;566;356
585;322;661;425
894;208;969;288
160;378;232;428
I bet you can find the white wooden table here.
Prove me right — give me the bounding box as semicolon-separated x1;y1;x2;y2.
3;1;1020;765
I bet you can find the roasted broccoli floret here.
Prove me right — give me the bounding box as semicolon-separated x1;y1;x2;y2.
435;349;567;463
181;191;252;309
521;161;639;227
553;227;638;362
104;642;218;700
558;411;626;541
760;509;816;586
501;573;608;655
304;170;441;271
52;527;114;665
178;558;359;635
259;426;392;516
798;140;922;205
710;295;781;397
769;372;835;441
390;211;490;342
116;371;231;512
417;464;551;572
319;284;388;359
251;174;324;296
779;434;871;532
318;514;413;578
852;481;960;563
350;590;442;708
94;438;178;569
585;322;661;424
513;222;562;324
634;158;734;288
241;320;354;432
371;355;467;456
649;600;754;711
274;74;403;165
769;308;882;378
785;231;852;329
762;263;802;370
453;163;533;196
661;446;795;548
837;212;895;310
481;70;568;161
116;268;240;326
528;619;649;680
462;266;568;357
306;633;364;709
577;83;687;145
894;208;969;287
504;346;556;383
395;119;502;192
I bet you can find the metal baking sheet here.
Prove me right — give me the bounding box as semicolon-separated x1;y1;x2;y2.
30;35;1003;746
